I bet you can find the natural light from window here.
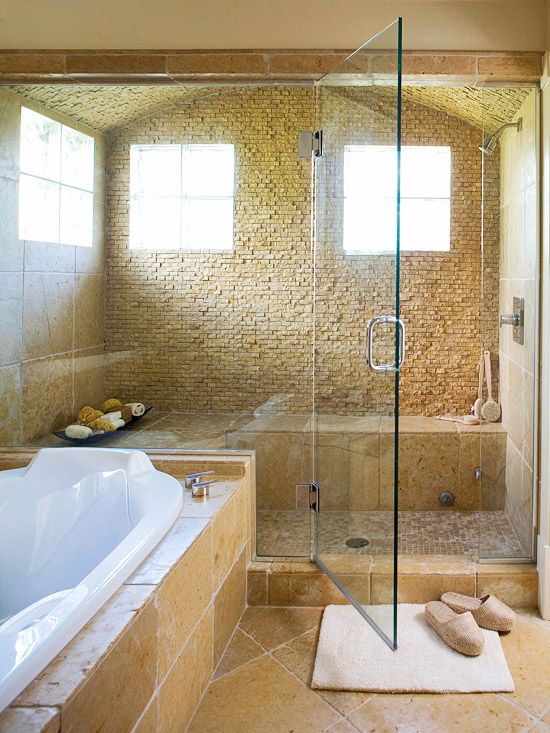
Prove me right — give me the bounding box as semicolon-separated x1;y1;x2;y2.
343;145;451;254
19;107;95;247
130;144;235;250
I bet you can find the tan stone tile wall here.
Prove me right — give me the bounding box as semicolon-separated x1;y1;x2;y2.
105;86;499;417
496;89;538;554
0;87;106;445
227;418;506;512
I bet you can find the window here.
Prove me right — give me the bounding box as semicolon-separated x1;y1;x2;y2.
130;144;235;250
343;145;451;254
19;107;95;247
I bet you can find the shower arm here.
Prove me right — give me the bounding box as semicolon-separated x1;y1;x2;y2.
492;120;522;139
480;118;522;154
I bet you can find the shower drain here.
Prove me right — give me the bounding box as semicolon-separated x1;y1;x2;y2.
345;537;370;549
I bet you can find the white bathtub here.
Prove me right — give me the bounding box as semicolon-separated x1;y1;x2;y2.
0;448;183;712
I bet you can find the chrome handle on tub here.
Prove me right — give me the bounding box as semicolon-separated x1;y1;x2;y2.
185;470;214;490
365;315;405;373
191;480;216;498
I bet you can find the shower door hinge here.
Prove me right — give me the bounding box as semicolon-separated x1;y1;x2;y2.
295;482;320;512
297;130;323;158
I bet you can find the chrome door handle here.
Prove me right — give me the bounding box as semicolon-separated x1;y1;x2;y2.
365;316;405;372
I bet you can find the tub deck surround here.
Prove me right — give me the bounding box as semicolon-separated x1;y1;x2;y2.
0;50;542;84
0;452;253;733
247;557;539;609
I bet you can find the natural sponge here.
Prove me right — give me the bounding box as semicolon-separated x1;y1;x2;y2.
91;417;119;433
101;398;123;413
78;406;103;426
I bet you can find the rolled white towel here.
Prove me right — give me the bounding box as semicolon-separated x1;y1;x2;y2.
125;402;145;417
110;418;125;429
65;424;92;440
102;411;122;423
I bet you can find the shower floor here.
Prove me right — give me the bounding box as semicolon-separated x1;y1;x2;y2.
256;509;527;559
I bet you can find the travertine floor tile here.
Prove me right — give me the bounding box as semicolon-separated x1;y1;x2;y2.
213;628;265;680
273;628;372;716
530;721;550;732
348;693;535;733
187;655;339;733
272;627;319;681
238;606;322;651
499;612;550;717
326;721;360;733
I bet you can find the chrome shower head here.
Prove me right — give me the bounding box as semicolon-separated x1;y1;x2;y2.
479;118;522;155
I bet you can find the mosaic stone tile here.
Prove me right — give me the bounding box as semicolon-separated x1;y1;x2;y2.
256;509;525;560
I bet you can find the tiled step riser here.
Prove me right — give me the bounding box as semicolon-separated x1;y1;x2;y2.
248;562;539;609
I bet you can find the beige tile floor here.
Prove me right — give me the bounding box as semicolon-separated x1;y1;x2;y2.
187;606;550;733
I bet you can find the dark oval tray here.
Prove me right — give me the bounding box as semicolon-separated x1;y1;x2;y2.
53;407;152;445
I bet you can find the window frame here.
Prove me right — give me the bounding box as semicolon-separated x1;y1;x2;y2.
129;142;236;252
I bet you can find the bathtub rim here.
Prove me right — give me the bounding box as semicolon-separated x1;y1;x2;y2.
0;448;183;713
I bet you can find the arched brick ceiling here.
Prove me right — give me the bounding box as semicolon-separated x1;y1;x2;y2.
402;86;531;134
8;83;532;135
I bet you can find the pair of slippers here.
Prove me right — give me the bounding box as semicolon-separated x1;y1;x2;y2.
425;592;516;656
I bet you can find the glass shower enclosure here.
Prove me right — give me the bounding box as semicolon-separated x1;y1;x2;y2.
312;19;402;648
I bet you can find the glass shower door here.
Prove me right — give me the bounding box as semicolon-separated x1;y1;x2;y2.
312;18;402;648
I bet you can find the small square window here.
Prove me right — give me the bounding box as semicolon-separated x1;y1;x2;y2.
18;107;95;247
129;143;235;251
343;145;451;254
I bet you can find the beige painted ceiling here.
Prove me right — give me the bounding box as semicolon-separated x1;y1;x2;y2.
8;83;531;135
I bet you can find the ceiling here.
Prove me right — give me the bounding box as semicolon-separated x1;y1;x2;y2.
7;85;216;133
8;83;532;135
402;86;531;134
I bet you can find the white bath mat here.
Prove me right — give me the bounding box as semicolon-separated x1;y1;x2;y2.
312;604;514;693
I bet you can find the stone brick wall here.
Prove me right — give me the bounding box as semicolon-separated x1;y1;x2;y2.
105;86;499;416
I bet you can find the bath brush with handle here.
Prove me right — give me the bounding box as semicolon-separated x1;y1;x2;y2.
481;350;501;422
472;352;484;418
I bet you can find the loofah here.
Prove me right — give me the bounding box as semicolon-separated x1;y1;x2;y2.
125;402;145;417
77;406;103;426
91;417;118;433
101;398;123;413
65;424;93;440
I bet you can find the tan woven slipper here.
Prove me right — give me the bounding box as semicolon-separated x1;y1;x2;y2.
425;601;485;656
441;592;515;632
